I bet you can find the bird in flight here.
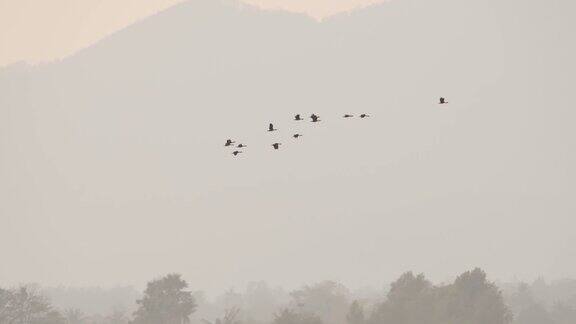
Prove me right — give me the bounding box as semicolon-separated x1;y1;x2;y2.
223;109;382;157
439;97;448;104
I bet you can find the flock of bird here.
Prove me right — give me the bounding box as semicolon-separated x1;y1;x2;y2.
224;97;448;156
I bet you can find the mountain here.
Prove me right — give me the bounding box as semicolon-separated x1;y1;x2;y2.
1;0;575;291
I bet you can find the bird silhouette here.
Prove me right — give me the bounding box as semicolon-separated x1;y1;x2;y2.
343;114;354;118
232;151;243;156
439;97;448;104
237;144;247;148
293;134;302;139
310;114;320;123
360;114;370;118
268;123;277;132
272;143;282;150
225;139;235;146
294;114;302;121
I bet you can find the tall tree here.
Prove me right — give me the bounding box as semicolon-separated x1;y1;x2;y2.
0;288;10;322
347;300;365;324
368;269;512;324
507;282;536;315
132;274;197;324
369;272;433;324
203;307;242;324
273;308;323;324
0;286;65;324
442;268;512;324
290;281;350;324
514;302;554;324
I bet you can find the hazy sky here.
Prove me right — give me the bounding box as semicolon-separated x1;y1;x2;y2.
1;0;575;295
0;0;383;67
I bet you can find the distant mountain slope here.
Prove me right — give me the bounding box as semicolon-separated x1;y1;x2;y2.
1;0;575;289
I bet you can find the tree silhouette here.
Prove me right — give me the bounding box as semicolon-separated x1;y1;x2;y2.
273;308;323;324
507;282;535;315
203;307;242;324
369;269;512;324
0;286;65;324
369;272;433;324
132;273;197;324
442;268;512;324
514;302;554;324
347;300;365;324
290;281;350;324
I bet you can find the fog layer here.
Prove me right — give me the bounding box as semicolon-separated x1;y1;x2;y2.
1;0;575;293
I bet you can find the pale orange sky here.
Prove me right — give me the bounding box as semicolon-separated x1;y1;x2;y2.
0;0;384;67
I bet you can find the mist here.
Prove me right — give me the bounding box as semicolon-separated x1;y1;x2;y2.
1;0;576;322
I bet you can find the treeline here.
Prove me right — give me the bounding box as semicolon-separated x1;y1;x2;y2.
0;286;128;323
503;279;576;324
2;269;576;324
